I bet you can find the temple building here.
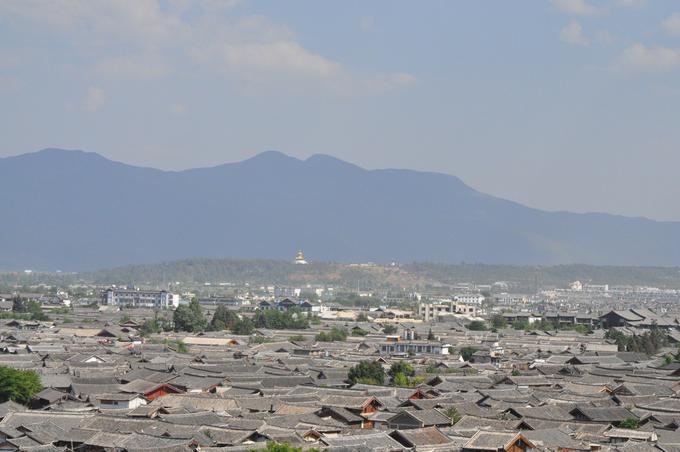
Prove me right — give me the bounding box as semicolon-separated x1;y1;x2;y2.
294;250;308;264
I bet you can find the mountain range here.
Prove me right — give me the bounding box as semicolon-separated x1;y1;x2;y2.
1;148;679;271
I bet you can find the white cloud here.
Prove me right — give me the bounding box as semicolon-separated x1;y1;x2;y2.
81;87;106;112
94;55;168;79
551;0;602;15
662;13;680;37
195;41;342;80
616;0;647;8
0;1;189;47
560;21;589;45
0;1;413;94
618;43;680;72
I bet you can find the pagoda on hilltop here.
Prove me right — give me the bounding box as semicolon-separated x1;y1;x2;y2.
294;250;308;265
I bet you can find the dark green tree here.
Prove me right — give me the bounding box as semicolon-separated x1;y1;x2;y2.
316;326;348;342
491;314;508;329
466;320;487;331
139;318;161;337
210;305;238;331
383;324;398;334
28;301;49;321
619;418;639;429
388;361;415;381
347;360;385;385
392;372;410;387
254;308;309;330
459;346;477;362
0;367;42;405
11;296;27;313
173;298;207;332
232;317;255;335
250;441;320;452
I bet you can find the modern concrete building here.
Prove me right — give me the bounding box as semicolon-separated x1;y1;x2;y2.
418;301;477;321
102;288;180;309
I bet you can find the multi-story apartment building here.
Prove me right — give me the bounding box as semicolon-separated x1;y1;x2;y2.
454;294;485;305
417;301;477;321
102;288;180;309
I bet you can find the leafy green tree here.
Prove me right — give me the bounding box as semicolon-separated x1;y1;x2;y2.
316;327;348;342
392;372;410;387
254;308;309;330
605;327;667;355
466;320;487;331
347;360;385;385
11;297;48;321
388;361;415;382
173;305;196;332
443;406;461;424
25;300;48;321
250;441;320;452
425;363;440;374
356;311;369;322
491;314;508;329
351;327;368;336
383;324;398;334
619;418;639;429
573;324;591;334
459;346;477;362
232;317;255;335
210;305;238;331
173;298;207;332
288;335;305;342
11;296;27;313
513;320;531;331
427;329;435;340
165;339;189;353
139;319;161;337
0;367;42;404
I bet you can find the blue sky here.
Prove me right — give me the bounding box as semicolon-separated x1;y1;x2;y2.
2;0;680;220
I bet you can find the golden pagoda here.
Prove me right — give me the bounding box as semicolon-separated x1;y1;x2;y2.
294;250;308;265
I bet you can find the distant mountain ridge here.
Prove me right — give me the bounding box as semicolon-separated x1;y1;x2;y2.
1;148;679;270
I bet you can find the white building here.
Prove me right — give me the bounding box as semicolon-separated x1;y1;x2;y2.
97;393;147;410
454;294;485;305
103;288;179;309
418;301;478;321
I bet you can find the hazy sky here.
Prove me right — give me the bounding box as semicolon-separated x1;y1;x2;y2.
2;0;680;221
